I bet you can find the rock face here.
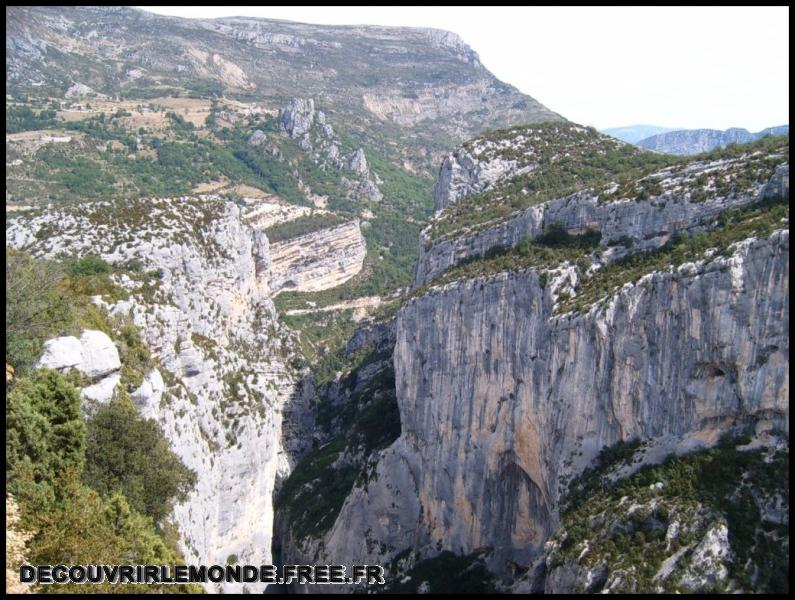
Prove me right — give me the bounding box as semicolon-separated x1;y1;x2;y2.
432;147;535;214
348;148;368;174
131;368;165;409
8;195;299;593
636;125;789;155
269;220;367;293
264;97;385;203
417;150;789;286
242;200;314;230
280;98;316;139
678;523;731;591
307;229;788;578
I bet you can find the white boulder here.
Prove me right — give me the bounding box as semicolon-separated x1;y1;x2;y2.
82;372;121;404
36;329;120;378
37;336;84;371
78;330;121;378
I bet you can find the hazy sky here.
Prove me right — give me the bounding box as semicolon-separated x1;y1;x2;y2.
137;6;789;131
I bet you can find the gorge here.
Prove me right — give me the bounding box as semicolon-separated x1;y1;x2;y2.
5;5;789;595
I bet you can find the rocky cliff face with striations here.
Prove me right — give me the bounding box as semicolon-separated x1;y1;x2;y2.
393;228;787;561
278;128;789;592
417;162;789;286
268;220;367;294
285;226;789;589
6;196;300;593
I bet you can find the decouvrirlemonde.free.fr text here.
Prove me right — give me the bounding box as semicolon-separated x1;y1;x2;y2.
20;564;386;585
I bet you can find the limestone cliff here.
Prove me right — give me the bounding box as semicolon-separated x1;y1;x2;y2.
7;195;298;593
278;129;789;592
418;125;788;286
268;220;367;294
284;226;788;590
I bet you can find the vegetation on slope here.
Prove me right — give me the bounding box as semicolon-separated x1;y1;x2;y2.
7;100;433;300
428;122;681;240
550;435;789;593
264;212;349;243
5;249;131;372
5;249;200;593
85;396;197;524
558;195;789;314
410;191;788;317
6;370;202;594
428;128;787;243
275;361;400;542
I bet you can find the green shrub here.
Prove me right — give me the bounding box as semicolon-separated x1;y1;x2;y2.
6;369;86;493
6;106;59;133
5;248;74;371
66;254;112;277
84;395;197;524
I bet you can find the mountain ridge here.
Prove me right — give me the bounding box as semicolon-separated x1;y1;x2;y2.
6;5;563;175
636;125;789;155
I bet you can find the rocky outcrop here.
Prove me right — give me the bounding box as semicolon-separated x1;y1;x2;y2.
270;98;384;203
81;372;121;405
280;98;316;139
417;158;789;286
7;195;298;593
131;368;165;409
432;147;535;214
348;148;368;174
242;200;313;230
541;434;788;593
269;220;367;293
37;330;121;378
65;82;107;98
35;329;122;405
637;125;789;155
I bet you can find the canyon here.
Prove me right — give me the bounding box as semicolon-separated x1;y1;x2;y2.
275;127;790;593
5;5;790;595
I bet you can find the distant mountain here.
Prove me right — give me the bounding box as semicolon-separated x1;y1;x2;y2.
6;5;562;175
602;124;677;144
637;125;789;155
